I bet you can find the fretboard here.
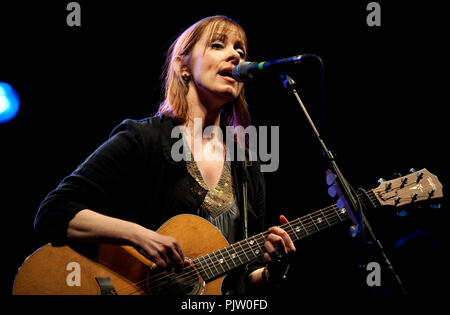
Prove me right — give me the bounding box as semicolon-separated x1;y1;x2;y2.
193;189;378;281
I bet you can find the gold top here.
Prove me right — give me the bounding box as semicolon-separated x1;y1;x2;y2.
186;158;236;218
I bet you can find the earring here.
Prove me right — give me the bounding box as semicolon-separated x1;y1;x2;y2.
182;73;191;86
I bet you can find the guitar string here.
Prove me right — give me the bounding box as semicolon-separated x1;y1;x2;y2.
119;203;344;292
118;188;422;294
117;216;345;295
119;200;376;294
115;204;345;295
115;191;386;294
114;204;349;295
115;190;378;293
118;189;428;294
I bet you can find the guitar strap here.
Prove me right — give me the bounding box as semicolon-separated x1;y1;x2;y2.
241;156;251;239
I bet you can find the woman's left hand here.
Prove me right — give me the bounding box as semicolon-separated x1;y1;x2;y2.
264;215;296;263
262;215;296;285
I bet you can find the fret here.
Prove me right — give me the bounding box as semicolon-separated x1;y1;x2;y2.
246;238;258;259
333;210;343;225
292;220;306;239
254;233;268;258
217;248;231;271
256;233;268;251
367;190;380;207
205;252;220;276
334;206;344;222
202;254;216;277
356;189;380;209
250;235;263;257
195;256;212;280
230;243;244;265
237;240;250;263
325;208;340;225
206;253;220;279
336;207;347;223
308;214;320;231
319;209;331;226
317;215;329;230
212;251;226;274
337;207;348;222
223;247;236;268
285;221;299;241
298;218;310;236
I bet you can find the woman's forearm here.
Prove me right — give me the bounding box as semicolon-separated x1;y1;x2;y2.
66;209;143;245
66;209;185;269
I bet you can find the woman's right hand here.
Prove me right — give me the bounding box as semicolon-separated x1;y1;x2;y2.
67;209;188;272
132;227;188;272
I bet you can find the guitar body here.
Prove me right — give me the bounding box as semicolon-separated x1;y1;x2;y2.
13;214;229;295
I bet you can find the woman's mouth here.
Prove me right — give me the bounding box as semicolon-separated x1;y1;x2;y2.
218;70;237;83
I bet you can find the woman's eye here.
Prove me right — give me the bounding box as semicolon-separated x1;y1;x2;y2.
211;41;224;49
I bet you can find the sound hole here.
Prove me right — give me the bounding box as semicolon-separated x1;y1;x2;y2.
147;262;204;295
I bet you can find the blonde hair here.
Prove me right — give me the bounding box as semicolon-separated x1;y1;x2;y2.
157;15;251;130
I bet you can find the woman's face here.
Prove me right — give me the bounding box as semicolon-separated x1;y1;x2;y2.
187;26;247;107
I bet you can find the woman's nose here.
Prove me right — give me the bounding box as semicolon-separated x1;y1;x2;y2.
226;47;241;65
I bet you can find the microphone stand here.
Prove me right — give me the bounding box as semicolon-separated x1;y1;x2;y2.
280;67;407;296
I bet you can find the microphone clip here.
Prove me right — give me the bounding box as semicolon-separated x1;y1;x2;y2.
280;73;296;90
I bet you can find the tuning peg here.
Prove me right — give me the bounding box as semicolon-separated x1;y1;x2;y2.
400;177;408;187
416;172;424;183
428;189;435;198
409;168;417;173
394;172;402;178
397;210;407;217
378;178;386;184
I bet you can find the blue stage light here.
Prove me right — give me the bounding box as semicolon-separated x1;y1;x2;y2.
0;82;20;123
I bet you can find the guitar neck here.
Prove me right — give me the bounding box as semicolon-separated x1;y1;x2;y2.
193;189;379;282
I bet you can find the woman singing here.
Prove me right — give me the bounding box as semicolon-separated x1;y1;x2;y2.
34;15;296;295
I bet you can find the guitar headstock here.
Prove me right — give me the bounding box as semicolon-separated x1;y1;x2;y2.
372;168;443;207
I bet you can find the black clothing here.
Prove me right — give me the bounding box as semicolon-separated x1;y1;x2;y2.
34;114;266;294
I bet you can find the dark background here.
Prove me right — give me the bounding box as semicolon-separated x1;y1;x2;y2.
1;0;448;302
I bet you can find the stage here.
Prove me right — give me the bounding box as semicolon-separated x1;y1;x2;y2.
1;1;447;302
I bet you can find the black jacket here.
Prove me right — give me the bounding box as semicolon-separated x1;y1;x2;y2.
34;114;266;294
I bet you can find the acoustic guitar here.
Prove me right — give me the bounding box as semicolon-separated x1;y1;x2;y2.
12;168;442;295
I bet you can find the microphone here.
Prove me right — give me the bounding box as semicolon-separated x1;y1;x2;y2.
232;55;305;82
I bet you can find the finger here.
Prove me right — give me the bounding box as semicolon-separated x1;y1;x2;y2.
267;228;288;254
155;245;172;268
173;250;189;272
169;244;186;272
263;252;272;263
268;226;295;254
265;235;285;256
143;247;168;268
279;215;289;225
138;247;165;268
264;238;278;256
276;215;295;252
174;242;185;261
